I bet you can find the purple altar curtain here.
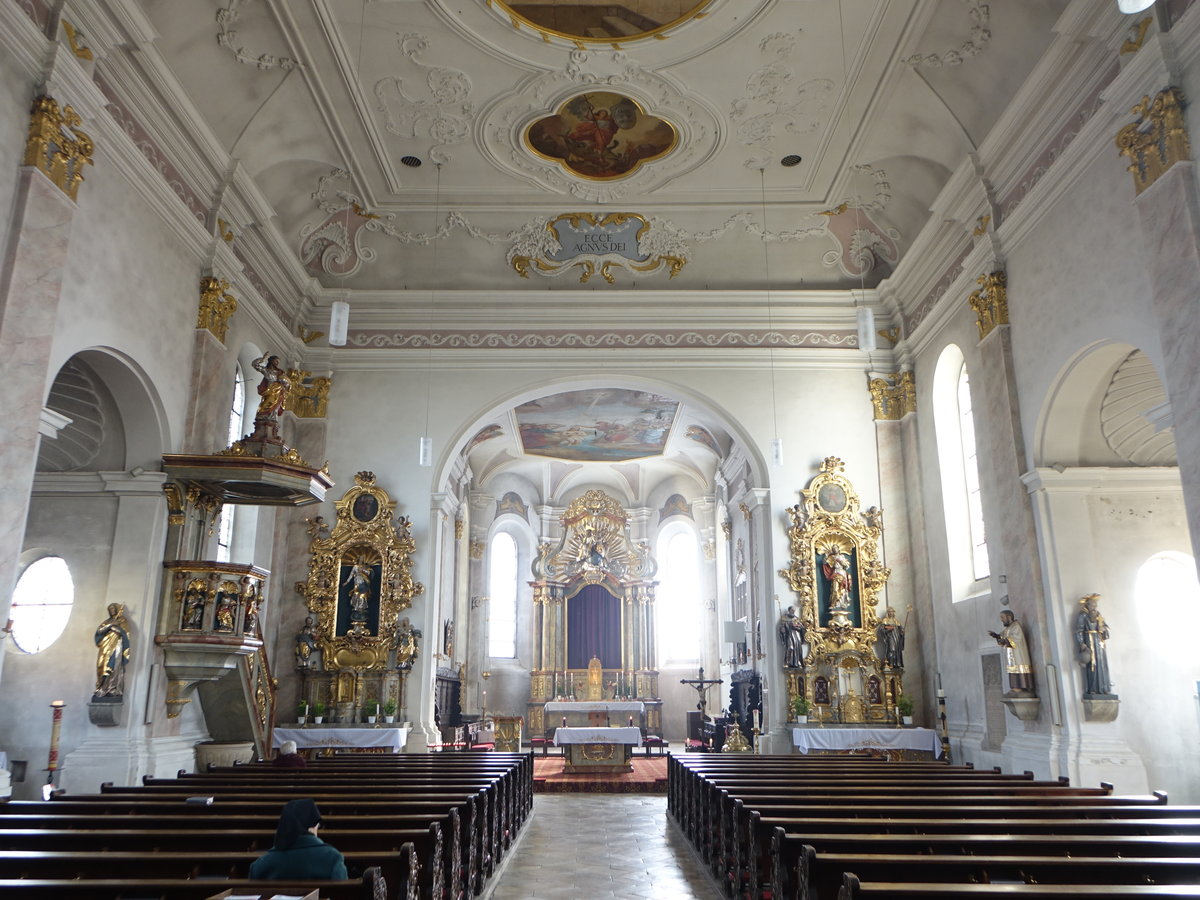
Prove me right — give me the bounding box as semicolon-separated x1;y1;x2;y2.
566;584;622;669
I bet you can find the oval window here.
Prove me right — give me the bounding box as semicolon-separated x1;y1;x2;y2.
10;556;74;653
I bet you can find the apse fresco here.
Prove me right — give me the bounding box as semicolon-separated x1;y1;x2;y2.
526;92;676;180
515;389;679;461
501;2;710;41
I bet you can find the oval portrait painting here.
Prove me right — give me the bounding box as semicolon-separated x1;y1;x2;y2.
526;92;677;180
493;1;712;43
352;492;380;523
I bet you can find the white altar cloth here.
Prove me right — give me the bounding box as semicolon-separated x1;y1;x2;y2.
791;726;940;756
544;701;645;715
273;726;410;753
554;726;642;746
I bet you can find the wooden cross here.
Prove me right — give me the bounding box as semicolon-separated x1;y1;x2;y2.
680;666;723;718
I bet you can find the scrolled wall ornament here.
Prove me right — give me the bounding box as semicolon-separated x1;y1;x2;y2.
868;370;916;421
1115;87;1192;195
967;270;1009;340
197;276;238;343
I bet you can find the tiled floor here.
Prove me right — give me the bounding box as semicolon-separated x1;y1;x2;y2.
484;794;724;900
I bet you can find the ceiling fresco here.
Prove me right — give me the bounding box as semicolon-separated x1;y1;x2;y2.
494;1;713;42
515;389;679;461
526;93;677;180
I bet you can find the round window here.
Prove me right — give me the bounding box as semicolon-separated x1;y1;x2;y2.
10;556;74;653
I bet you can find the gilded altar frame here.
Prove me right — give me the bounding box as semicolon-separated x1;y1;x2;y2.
295;471;424;671
778;457;896;723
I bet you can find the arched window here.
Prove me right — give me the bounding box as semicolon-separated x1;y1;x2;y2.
657;524;701;663
1136;551;1200;621
934;345;990;599
488;531;518;658
215;364;246;563
10;556;74;653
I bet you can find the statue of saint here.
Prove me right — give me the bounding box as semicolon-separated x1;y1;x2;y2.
295;616;318;668
249;352;292;442
876;606;905;669
94;603;131;698
394;618;420;670
443;618;454;658
823;548;853;612
1075;594;1113;695
777;606;807;668
342;562;372;620
988;609;1033;695
181;582;206;630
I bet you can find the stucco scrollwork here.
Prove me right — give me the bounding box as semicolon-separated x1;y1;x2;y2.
903;0;991;68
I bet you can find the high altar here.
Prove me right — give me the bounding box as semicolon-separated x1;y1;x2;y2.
525;491;662;738
778;457;906;725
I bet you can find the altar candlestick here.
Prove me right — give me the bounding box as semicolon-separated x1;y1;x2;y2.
936;688;945;698
628;715;634;727
753;708;760;730
562;716;567;727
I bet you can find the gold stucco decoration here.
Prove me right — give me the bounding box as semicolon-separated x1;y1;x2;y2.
968;270;1008;340
284;368;332;418
1116;87;1192;196
868;370;916;421
24;96;93;201
197;276;238;343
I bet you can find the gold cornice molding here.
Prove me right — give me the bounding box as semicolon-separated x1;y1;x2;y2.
967;270;1008;340
1115;87;1192;196
197;276;238;343
868;370;916;421
23;95;93;201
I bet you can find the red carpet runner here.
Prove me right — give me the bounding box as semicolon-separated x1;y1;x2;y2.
532;755;668;793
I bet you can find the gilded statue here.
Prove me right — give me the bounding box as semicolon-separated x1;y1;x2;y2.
250;352;292;442
295;616;318;668
394;617;420;670
988;609;1033;695
94;603;131;698
823;548;853;612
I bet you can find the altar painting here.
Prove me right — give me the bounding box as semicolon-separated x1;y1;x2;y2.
816;545;861;628
336;557;381;637
516;389;678;461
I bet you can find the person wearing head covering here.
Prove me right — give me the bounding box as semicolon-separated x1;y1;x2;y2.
249;798;347;880
272;740;307;768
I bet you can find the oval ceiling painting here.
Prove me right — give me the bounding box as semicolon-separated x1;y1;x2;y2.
492;1;713;44
526;92;677;180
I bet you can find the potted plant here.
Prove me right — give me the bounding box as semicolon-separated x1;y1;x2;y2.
312;701;325;725
792;696;810;724
897;694;914;725
365;700;379;724
296;701;308;725
383;699;397;723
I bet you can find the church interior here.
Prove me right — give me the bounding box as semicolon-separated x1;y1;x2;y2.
3;0;1200;890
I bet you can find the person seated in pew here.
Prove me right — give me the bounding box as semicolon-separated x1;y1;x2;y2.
249;798;347;880
272;739;307;768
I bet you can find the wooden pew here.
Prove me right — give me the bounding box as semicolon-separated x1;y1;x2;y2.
0;866;390;900
836;873;1200;900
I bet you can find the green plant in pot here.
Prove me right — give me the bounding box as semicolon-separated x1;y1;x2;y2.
792;696;810;721
896;694;914;723
383;699;397;721
365;699;379;722
296;701;308;723
311;701;326;723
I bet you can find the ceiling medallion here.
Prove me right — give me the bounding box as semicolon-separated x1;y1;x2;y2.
526;92;677;181
488;0;714;46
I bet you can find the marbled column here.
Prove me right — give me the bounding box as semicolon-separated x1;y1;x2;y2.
1132;161;1200;567
975;323;1047;709
0;169;79;678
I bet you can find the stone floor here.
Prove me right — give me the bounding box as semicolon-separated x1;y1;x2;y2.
483;794;724;900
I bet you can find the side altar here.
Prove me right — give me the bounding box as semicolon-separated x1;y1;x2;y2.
524;491;663;738
777;458;911;727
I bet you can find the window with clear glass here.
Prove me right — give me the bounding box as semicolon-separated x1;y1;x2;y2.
216;364;245;563
488;531;518;658
10;556;74;653
1136;551;1200;620
934;345;990;599
657;526;701;663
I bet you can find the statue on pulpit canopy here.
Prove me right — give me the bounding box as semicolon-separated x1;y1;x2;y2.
250;352;292;443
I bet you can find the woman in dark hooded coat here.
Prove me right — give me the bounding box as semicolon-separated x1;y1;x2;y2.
249;798;347;880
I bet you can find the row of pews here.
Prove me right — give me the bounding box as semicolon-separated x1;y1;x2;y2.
668;753;1200;900
0;750;533;899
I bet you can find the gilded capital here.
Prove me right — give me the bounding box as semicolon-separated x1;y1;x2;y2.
1116;87;1191;195
968;270;1008;340
868;370;916;421
284;368;332;418
24;96;93;201
197;276;238;343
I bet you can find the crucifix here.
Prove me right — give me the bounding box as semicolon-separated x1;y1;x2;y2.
680;666;723;718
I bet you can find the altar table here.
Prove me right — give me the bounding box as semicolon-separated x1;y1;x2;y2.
554;725;641;773
791;726;941;760
273;726;410;755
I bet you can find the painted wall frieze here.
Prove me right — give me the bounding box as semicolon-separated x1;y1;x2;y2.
345;328;856;350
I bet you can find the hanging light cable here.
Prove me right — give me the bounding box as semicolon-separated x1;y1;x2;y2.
759;168;784;468
419;163;442;467
853;202;876;352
